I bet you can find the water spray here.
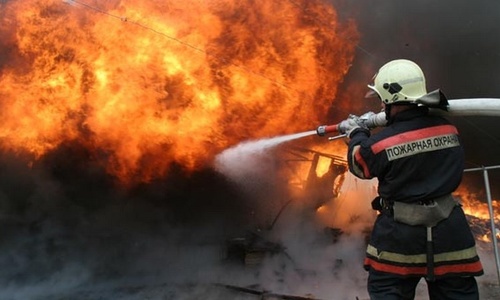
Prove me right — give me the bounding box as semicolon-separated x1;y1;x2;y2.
214;130;317;183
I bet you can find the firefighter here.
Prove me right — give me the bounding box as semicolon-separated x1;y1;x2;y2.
339;59;483;299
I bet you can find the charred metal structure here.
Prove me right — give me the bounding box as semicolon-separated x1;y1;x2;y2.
223;147;349;266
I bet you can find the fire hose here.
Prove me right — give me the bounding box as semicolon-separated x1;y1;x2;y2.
316;97;500;139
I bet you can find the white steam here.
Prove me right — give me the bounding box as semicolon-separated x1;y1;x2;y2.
214;131;316;187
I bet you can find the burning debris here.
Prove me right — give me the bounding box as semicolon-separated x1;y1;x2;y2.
457;186;500;248
224;230;287;266
220;144;351;265
0;1;366;297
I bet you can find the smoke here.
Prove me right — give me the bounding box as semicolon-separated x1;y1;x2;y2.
0;136;383;300
0;146;245;299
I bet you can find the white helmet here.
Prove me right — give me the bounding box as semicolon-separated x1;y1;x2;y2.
366;59;427;104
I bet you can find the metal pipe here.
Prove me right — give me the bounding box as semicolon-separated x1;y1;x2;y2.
464;165;500;172
482;167;500;284
328;133;347;141
464;165;500;284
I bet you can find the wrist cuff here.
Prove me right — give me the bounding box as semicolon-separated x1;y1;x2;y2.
348;127;370;138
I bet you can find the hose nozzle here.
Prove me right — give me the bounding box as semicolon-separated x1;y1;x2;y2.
316;111;387;137
316;124;338;136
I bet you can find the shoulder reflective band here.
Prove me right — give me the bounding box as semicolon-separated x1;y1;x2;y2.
371;125;459;161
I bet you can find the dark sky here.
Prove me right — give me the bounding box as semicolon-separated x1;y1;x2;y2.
331;0;500;197
334;0;500;96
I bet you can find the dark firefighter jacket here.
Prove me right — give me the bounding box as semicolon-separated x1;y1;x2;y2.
348;106;483;278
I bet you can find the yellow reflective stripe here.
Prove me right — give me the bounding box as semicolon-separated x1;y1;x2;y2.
366;244;479;264
367;244;426;264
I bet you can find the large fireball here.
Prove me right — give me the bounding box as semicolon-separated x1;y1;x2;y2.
0;0;359;183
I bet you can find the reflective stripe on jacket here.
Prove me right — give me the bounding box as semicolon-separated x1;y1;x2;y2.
363;207;483;278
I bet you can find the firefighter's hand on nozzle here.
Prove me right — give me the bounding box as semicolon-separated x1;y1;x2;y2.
316;111;385;138
359;111;376;122
338;114;368;138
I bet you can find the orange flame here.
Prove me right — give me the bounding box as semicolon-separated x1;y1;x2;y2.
453;184;500;246
454;185;500;222
0;0;358;184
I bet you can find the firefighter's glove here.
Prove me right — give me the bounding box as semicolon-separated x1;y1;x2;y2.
360;111;387;128
338;115;368;138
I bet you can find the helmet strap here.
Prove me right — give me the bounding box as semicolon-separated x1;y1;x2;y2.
384;104;392;121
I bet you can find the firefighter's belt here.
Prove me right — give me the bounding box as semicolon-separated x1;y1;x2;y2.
392;194;458;227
